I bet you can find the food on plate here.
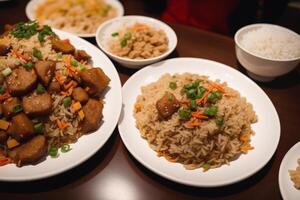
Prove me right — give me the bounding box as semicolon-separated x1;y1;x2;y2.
289;158;300;189
34;0;117;35
134;73;257;171
109;23;168;59
0;21;110;167
240;26;300;60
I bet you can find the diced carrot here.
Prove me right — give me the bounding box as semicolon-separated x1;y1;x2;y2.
12;49;31;62
6;97;13;102
55;71;66;85
78;109;85;120
192;111;209;120
71;101;82;112
197;87;212;105
7;138;20;149
240;133;251;142
61;39;70;44
0;92;11;101
0;119;10;130
0;157;12;166
240;144;254;152
211;83;226;93
56;119;68;130
186;117;201;127
63;80;74;90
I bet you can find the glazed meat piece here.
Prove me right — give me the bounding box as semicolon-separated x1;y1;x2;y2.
2;97;21;118
72;87;89;104
51;38;75;54
23;92;52;117
0;44;10;56
80;68;110;97
156;92;180;119
9;113;34;142
8;135;47;167
6;67;37;96
74;49;91;62
81;99;103;133
0;131;8;144
48;80;61;94
34;60;56;86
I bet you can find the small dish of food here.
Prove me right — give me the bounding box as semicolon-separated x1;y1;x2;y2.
235;23;300;82
118;57;280;187
96;15;177;68
279;142;300;200
0;21;122;181
26;0;124;37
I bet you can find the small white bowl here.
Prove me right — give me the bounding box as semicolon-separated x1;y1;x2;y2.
26;0;124;38
234;24;300;82
96;15;177;69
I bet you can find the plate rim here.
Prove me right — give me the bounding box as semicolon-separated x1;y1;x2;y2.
25;0;125;38
279;141;300;200
118;57;281;187
0;29;122;182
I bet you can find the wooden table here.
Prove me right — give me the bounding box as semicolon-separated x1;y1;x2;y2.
0;1;299;199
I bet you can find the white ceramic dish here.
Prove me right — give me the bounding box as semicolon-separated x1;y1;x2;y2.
96;15;177;69
25;0;124;38
0;29;122;182
118;57;280;187
279;142;300;200
234;23;300;82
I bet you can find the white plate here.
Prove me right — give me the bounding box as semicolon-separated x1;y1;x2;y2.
25;0;124;38
0;29;122;181
96;15;177;68
118;57;280;187
279;142;300;200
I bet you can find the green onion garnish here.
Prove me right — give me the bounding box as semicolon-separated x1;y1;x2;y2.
111;32;119;37
77;64;86;71
33;47;42;60
61;144;71;153
24;61;33;70
71;59;78;67
169;82;177;90
204;106;218;116
178;108;191;120
2;67;12;77
120;39;127;47
202;163;210;170
63;96;72;108
34;123;44;133
36;83;46;94
215;117;224;126
12;104;23;113
124;32;132;40
49;147;59;158
0;86;5;94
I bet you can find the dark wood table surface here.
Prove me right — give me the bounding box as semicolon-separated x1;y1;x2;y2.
0;0;299;199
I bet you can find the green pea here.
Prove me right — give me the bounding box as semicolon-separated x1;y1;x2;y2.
186;88;197;99
178;108;191;120
215;117;224;126
204;106;218;116
169;82;177;90
207;92;217;103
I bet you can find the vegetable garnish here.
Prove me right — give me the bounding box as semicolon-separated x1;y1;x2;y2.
240;144;254;152
202;163;210;171
12;104;23;113
0;119;9;130
24;61;33;70
211;83;226;93
0;86;5;94
120;39;127;47
178;108;191;120
204;106;218;116
2;67;12;77
63;96;72;107
11;21;55;43
0;157;12;166
71;59;78;67
191;111;209;119
169;82;177;90
12;49;32;61
190;99;197;110
186;117;201;127
61;144;71;153
215;116;224;126
49;147;59;158
36;83;46;94
33;47;42;60
111;32;119;37
56;119;68;129
34;123;44;134
120;32;132;47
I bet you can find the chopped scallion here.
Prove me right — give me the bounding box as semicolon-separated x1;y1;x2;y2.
63;96;72;108
33;47;42;60
12;104;23;113
2;67;12;77
0;86;5;94
71;59;78;67
36;83;46;94
111;32;119;37
49;147;59;158
34;123;44;133
61;144;71;153
24;61;33;70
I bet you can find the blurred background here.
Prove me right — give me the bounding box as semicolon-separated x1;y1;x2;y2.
0;0;299;36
